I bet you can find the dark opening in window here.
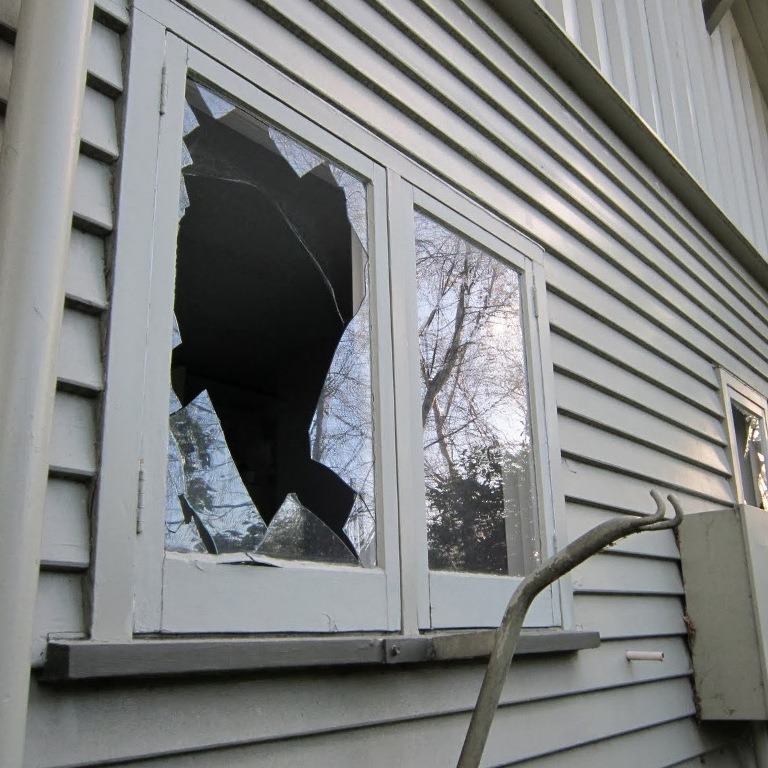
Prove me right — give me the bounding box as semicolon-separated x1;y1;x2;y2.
165;83;375;567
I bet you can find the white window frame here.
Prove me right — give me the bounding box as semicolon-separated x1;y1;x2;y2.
92;3;570;641
720;369;768;510
389;183;562;631
131;41;402;635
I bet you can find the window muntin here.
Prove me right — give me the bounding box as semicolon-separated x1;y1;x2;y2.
414;212;541;577
165;81;376;567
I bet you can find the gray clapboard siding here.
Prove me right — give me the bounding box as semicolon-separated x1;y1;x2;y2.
31;573;84;667
87;20;123;96
26;648;692;768
307;0;768;379
461;0;768;328
74;154;113;231
548;296;724;416
57;309;103;392
533;0;768;259
95;0;130;29
25;638;691;767
566;503;680;560
576;594;686;638
49;392;97;478
41;479;90;571
551;332;726;443
517;718;735;768
81;86;119;161
561;458;727;516
85;678;696;768
558;416;734;502
554;374;730;474
570;552;684;596
66;229;108;311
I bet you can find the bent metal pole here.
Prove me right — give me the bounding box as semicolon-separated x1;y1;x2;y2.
0;1;94;766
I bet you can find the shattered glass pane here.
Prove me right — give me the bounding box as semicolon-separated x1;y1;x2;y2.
256;493;360;565
165;80;376;566
165;390;268;554
329;164;368;252
183;101;199;136
732;403;768;510
268;127;324;177
415;212;540;577
195;83;235;119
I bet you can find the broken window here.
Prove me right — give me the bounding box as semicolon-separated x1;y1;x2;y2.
731;402;768;510
415;212;540;576
165;81;376;567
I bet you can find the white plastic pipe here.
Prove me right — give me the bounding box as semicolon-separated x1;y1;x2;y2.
626;650;665;661
0;1;93;766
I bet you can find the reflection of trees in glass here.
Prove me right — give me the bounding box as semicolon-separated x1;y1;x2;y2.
309;292;376;564
415;213;538;575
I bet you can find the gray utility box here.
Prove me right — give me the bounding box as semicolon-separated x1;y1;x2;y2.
678;506;768;720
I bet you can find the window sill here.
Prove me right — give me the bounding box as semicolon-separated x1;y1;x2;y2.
39;630;600;682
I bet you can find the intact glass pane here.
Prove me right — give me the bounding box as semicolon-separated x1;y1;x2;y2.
415;212;540;576
164;80;376;567
731;402;768;510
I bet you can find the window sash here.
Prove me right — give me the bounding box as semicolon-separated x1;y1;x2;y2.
391;187;562;630
134;41;400;634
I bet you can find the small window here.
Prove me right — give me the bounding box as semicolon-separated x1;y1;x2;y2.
414;212;540;578
721;371;768;511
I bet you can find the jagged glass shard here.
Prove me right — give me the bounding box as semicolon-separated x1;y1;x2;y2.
196;83;236;119
165;431;206;553
256;493;360;565
268;127;324;177
166;390;267;554
311;292;375;564
179;176;191;219
329;164;368;252
171;314;182;350
343;494;376;568
415;212;540;577
183;101;200;136
181;141;193;169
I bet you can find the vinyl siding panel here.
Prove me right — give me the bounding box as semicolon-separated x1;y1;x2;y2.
534;0;768;260
23;0;766;766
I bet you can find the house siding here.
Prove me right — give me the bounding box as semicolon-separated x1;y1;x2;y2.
537;0;768;260
18;0;768;765
0;0;125;666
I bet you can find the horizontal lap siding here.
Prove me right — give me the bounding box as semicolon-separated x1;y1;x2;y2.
26;0;763;765
534;0;768;261
0;4;125;674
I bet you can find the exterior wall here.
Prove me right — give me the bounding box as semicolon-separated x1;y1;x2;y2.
16;0;768;766
538;0;768;260
0;0;126;667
